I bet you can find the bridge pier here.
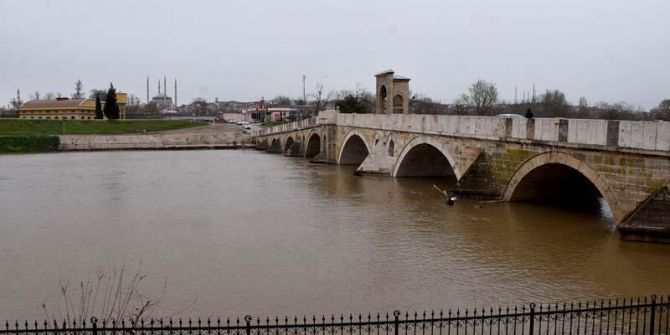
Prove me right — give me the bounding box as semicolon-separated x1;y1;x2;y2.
285;141;303;157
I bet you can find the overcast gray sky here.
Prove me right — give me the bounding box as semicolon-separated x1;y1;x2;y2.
1;0;668;108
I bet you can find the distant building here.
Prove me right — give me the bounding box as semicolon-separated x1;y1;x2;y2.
268;107;297;122
151;95;173;110
223;112;253;123
20;93;128;120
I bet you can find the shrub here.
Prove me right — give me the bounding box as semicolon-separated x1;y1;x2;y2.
0;136;60;153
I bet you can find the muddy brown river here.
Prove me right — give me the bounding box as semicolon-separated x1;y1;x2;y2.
0;150;668;320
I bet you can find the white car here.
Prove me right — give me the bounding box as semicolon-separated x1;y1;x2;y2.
496;113;524;118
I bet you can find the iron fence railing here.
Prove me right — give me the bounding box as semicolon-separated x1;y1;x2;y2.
2;295;668;335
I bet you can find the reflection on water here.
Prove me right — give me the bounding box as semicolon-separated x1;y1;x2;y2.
0;150;668;320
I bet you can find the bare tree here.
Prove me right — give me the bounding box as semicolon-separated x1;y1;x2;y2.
30;91;41;101
73;80;84;99
311;83;333;112
575;96;588;117
410;94;447;114
45;92;56;100
452;93;472;115
539;89;569;117
41;264;196;325
460;79;498;115
10;89;22;110
271;95;292;106
89;89;107;101
651;99;670;121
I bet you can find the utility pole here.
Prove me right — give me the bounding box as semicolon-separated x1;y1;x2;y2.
15;89;22;117
532;82;536;103
146;76;150;104
302;75;306;104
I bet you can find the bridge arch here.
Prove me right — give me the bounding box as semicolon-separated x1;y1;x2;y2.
269;138;282;153
305;132;321;158
502;151;623;222
392;136;462;179
338;130;371;165
284;136;295;154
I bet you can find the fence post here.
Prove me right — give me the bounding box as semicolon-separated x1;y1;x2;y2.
245;315;252;335
91;317;98;335
649;295;657;335
528;304;536;335
394;310;400;335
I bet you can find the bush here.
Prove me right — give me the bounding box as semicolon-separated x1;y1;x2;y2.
0;136;60;153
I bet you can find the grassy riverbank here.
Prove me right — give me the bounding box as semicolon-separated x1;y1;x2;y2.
0;119;205;153
0;136;60;153
0;119;203;136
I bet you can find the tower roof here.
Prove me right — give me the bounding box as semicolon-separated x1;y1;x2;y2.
375;69;395;77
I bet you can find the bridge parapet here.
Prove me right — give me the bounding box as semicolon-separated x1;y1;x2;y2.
254;112;670;154
332;113;670;153
253;117;317;137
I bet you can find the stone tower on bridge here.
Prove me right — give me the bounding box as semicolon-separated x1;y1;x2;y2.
375;70;410;114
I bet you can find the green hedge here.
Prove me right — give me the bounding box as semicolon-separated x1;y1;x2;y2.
0;136;60;153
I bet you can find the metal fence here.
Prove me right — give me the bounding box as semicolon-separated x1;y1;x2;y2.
2;295;668;335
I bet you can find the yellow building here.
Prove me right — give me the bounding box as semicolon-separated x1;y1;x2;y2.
20;93;127;120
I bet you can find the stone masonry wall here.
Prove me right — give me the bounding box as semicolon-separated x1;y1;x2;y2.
60;133;252;150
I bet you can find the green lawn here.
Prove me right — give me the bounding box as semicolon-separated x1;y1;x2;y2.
0;119;203;136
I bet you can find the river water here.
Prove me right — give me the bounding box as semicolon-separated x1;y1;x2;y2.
0;150;668;320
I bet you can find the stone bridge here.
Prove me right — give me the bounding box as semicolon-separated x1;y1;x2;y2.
254;111;670;242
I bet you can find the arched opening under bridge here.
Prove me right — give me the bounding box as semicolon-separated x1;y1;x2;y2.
394;143;457;182
508;164;604;207
269;138;281;152
339;134;369;165
305;134;321;158
504;154;617;222
284;137;295;154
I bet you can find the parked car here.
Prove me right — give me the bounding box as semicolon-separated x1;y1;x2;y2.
496;113;524;118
